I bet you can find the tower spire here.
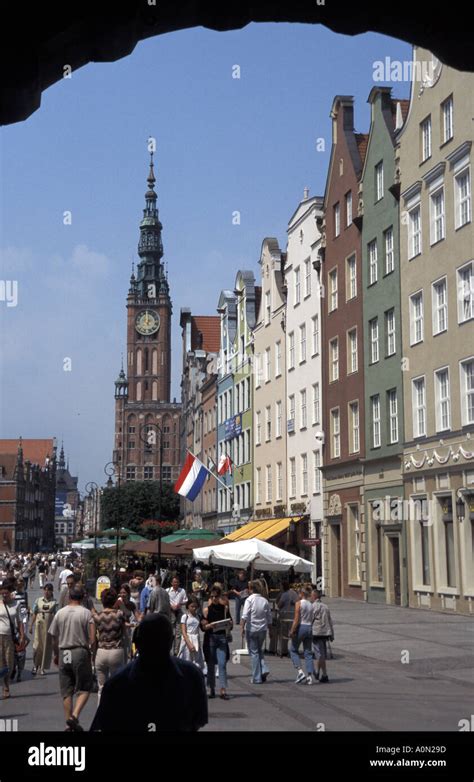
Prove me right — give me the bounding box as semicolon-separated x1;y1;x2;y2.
136;150;165;296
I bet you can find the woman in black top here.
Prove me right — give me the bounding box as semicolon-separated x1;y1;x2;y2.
201;587;232;700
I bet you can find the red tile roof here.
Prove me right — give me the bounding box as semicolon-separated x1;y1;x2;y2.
191;316;220;353
0;439;55;467
355;133;369;166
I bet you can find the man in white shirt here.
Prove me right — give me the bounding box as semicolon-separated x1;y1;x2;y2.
241;580;272;684
59;567;73;587
166;577;188;654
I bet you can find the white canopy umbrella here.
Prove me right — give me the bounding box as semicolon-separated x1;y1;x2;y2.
193;538;313;573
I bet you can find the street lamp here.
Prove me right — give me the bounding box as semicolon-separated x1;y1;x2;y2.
104;454;122;574
139;423;164;569
85;482;99;550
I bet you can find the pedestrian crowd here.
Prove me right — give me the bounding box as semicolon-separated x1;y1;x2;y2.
1;552;334;732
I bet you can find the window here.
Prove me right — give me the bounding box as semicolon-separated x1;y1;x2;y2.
388;389;398;444
288;394;295;425
384;227;394;274
304;258;311;297
368;240;378;285
441;95;453;144
266;465;272;503
294;267;301;305
128;425;136;434
245;430;250;462
265;347;271;382
288;332;295;369
408;206;422;259
435;368;451;431
265;291;271;324
410;292;424;344
276;400;282;438
330;338;339;381
276;462;283;501
256;411;261;445
289;458;296;497
347;254;357;299
349;505;361;582
255;354;263;388
457;262;474;323
349;401;360;453
421;116;432;161
412;377;427;438
128;440;135;449
375;161;384;201
265;406;271;441
432;278;448;334
370;318;379;363
256;468;262;504
386;309;396;356
374;505;383;581
348;328;358;373
313;450;321;494
430;187;445;244
455;167;471;228
275;340;281;376
345;191;352;226
235;384;240;415
311;315;319;355
162;466;172;482
144;466;154;480
312;383;320;425
300;389;307;429
444;511;456;588
301;454;308;495
420;520;431;585
331;408;340;458
334;203;340;237
299;324;306;362
126;466;136;481
460;359;474;425
329;269;338;311
372;395;381;448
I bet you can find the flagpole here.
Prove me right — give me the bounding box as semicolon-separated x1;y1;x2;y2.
186;449;233;494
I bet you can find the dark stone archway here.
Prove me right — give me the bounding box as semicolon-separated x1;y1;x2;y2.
1;1;473;125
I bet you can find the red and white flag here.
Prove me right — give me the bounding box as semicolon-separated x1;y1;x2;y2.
217;454;232;476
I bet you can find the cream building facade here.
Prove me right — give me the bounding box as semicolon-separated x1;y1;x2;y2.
253;238;287;523
397;48;474;614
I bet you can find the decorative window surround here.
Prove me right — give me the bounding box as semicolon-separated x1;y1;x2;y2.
401;181;422;207
422;161;446;187
446;141;472;170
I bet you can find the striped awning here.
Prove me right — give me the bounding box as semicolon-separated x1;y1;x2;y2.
223;516;304;542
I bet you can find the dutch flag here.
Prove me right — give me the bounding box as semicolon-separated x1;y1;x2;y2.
174;453;208;501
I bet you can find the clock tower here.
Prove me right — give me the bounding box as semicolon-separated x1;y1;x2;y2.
113;153;181;485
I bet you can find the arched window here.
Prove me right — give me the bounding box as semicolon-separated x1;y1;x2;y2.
136;349;142;375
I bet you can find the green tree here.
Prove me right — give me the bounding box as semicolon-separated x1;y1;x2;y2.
100;481;180;539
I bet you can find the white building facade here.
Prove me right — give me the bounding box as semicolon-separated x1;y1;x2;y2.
285;190;325;584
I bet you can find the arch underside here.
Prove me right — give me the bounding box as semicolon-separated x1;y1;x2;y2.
1;2;473;125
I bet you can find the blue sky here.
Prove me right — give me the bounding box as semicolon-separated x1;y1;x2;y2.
0;23;412;490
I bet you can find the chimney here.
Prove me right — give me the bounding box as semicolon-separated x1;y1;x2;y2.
303;186;309;200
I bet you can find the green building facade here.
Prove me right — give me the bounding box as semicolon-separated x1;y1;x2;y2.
361;87;408;606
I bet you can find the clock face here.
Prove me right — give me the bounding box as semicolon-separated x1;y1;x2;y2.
135;310;160;335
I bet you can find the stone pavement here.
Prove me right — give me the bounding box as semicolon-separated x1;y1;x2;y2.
1;578;472;732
